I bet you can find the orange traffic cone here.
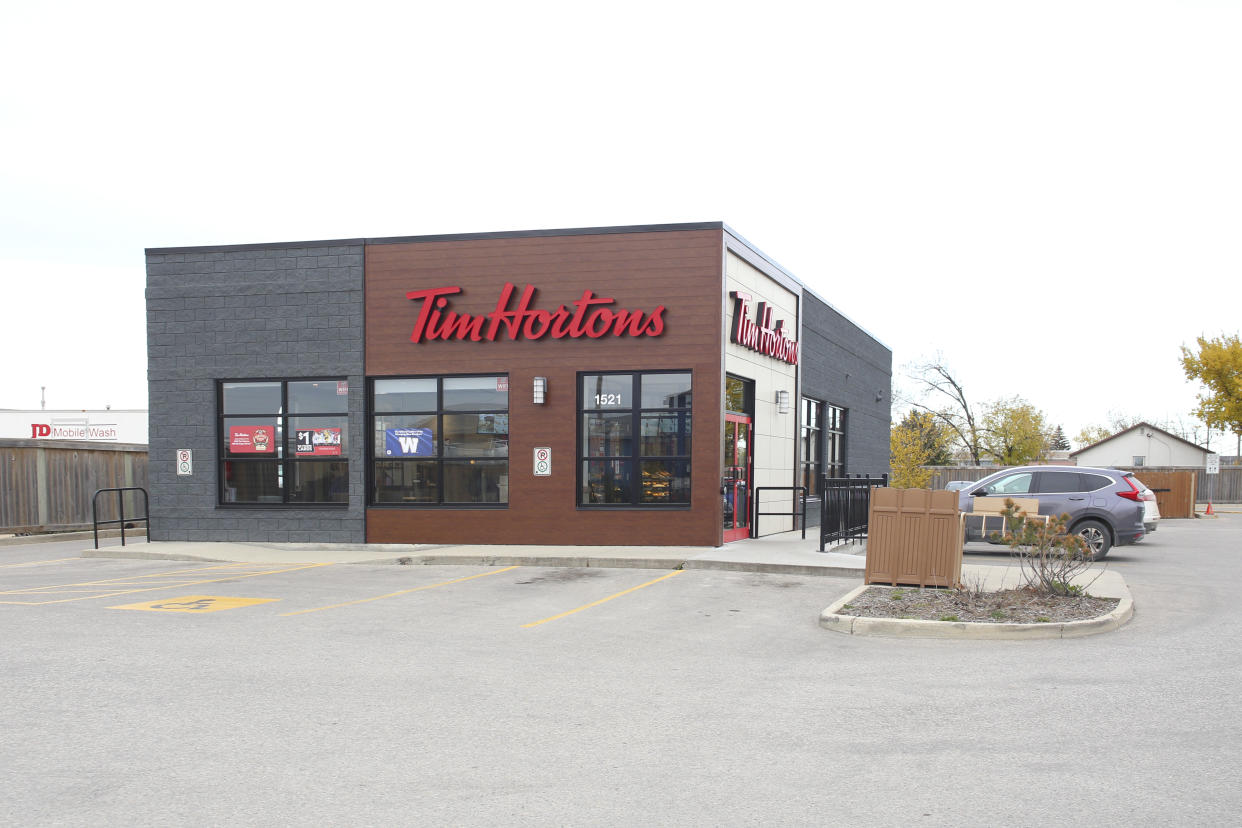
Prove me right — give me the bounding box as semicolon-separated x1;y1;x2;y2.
1206;501;1215;516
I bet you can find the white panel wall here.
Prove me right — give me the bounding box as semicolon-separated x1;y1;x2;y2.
724;252;798;533
1076;429;1207;467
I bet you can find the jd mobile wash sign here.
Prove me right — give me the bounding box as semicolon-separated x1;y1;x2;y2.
0;410;149;444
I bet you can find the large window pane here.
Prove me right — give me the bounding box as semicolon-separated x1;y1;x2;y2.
443;460;508;503
444;414;509;457
582;460;633;504
640;414;691;456
641;373;691;409
288;380;348;414
375;414;437;458
222;382;281;415
443;376;507;411
583;413;633;457
289;461;349;503
374;378;437;413
221;460;283;503
288;416;347;457
582;375;633;410
641;460;690;504
374;460;440;503
219;378;349;507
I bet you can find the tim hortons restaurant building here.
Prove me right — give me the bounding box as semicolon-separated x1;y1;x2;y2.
145;223;891;546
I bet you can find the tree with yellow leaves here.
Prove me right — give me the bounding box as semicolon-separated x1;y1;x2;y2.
1180;334;1242;454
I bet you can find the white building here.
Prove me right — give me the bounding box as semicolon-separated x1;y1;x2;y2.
1071;422;1208;468
0;409;148;444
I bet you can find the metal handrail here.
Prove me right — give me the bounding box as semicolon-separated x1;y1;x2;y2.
752;486;807;539
92;487;150;549
819;475;888;551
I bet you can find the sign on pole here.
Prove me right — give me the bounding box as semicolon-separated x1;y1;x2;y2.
533;446;551;476
177;449;193;476
1206;453;1220;475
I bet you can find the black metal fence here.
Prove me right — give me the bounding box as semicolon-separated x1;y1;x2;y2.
819;475;887;551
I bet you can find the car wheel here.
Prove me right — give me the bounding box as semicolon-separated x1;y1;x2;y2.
1074;519;1112;561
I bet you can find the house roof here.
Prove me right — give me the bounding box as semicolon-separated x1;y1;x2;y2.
1069;421;1210;457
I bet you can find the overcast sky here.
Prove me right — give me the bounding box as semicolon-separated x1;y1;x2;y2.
2;1;1239;448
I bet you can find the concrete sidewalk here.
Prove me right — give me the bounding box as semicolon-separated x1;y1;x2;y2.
79;529;871;577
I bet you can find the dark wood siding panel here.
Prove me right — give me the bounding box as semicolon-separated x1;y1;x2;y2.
364;230;725;546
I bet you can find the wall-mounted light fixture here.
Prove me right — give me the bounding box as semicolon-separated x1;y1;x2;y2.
875;390;884;403
776;389;790;414
533;376;547;404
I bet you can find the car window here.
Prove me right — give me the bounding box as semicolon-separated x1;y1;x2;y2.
1036;472;1082;494
1080;473;1114;492
983;472;1033;495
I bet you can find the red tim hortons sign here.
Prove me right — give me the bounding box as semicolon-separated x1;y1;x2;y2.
405;282;666;343
730;291;799;365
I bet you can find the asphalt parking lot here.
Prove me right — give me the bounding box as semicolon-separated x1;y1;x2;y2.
3;517;1240;826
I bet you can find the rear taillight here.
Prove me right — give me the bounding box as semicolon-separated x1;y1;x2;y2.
1117;478;1142;501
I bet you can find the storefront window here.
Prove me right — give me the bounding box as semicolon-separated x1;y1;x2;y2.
801;398;822;497
371;375;509;506
826;404;846;478
218;379;349;505
580;371;691;506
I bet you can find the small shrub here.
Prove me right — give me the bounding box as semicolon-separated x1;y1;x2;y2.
996;499;1101;597
989;610;1006;620
939;614;959;622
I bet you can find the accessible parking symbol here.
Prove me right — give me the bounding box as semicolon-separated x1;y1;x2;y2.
108;595;278;613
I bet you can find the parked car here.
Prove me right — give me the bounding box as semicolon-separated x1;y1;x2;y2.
1139;484;1160;532
958;465;1146;560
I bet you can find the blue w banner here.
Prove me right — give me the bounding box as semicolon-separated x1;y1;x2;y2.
384;428;433;457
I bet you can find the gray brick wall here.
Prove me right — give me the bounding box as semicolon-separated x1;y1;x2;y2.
146;243;365;542
800;292;892;479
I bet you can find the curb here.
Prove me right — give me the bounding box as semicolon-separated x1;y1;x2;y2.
1;529;147;547
77;547;868;577
820;584;1134;640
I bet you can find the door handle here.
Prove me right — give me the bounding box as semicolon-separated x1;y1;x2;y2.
1068;496;1085;501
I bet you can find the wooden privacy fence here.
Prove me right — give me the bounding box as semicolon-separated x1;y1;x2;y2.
864;488;962;588
927;465;1237;506
0;439;148;533
1123;470;1196;518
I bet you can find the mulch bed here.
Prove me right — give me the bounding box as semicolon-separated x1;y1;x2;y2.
840;585;1120;624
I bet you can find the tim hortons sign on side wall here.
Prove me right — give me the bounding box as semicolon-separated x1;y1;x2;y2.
404;282;666;343
729;291;799;365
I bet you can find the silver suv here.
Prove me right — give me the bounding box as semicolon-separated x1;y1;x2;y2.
959;465;1147;560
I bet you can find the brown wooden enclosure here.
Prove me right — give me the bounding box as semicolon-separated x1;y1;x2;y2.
1125;469;1197;518
864;488;962;588
364;229;725;546
0;439;148;532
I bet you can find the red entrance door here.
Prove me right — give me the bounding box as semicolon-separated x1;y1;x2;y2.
723;415;753;542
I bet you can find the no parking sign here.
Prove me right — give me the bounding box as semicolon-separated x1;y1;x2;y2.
534;447;551;476
177;449;193;476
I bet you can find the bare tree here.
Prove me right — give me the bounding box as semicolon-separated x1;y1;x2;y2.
900;355;985;465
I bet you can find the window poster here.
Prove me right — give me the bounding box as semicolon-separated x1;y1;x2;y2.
476;414;509;435
384;427;434;457
229;425;276;453
296;427;342;456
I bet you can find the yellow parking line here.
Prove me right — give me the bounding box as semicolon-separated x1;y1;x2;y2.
0;562;257;595
521;569;685;628
282;566;519;617
0;557;80;568
0;563;332;605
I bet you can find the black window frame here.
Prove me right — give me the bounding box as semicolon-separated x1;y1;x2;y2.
368;373;510;509
578;370;692;508
801;397;823;498
217;377;350;508
825;403;846;479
